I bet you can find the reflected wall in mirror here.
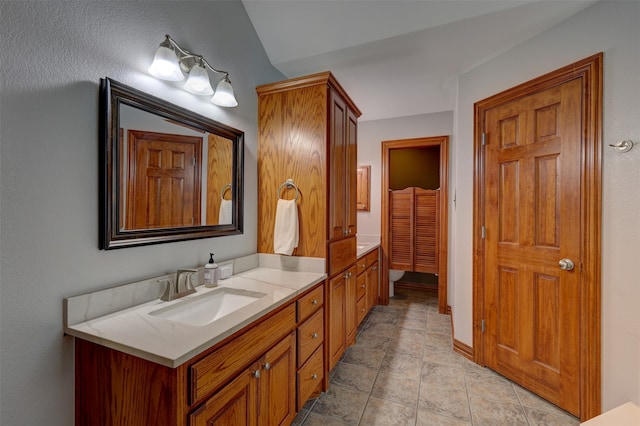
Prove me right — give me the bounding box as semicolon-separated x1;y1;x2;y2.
100;77;243;249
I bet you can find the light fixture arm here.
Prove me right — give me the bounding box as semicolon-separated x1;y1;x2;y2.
163;34;229;76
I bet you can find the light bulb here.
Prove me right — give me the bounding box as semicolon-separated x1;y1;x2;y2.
148;43;183;81
184;63;214;95
212;76;238;107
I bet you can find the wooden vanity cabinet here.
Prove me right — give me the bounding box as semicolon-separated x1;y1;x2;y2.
75;303;297;426
355;248;380;326
328;264;357;370
296;283;325;410
189;332;295;426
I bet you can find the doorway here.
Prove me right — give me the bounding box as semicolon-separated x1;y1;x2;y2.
473;54;602;420
381;136;449;314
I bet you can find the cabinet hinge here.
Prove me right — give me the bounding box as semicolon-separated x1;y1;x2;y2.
481;132;487;146
481;319;486;333
481;226;486;239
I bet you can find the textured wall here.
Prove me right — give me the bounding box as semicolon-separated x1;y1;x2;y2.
0;1;283;424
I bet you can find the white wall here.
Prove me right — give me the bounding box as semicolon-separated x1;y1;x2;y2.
0;1;283;424
357;111;453;236
452;0;640;411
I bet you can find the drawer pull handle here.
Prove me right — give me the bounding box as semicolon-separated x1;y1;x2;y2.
311;299;318;305
311;373;318;380
253;370;261;378
311;332;319;339
263;362;271;370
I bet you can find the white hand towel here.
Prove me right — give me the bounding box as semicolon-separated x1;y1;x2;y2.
273;199;299;255
218;199;233;225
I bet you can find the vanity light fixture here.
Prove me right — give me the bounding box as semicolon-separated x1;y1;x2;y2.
149;34;238;107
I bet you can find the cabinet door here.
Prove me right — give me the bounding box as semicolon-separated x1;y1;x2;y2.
345;108;358;236
189;366;258;426
367;261;379;312
345;266;358;346
259;332;296;426
329;89;347;241
328;272;346;370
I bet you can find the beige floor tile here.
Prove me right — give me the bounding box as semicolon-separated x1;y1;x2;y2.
354;329;390;351
302;412;351;425
464;368;520;405
370;371;420;407
380;352;424;378
469;393;528;426
359;397;417;426
524;406;580;425
387;337;425;359
330;362;377;394
425;331;453;348
310;384;368;425
421;361;466;388
423;344;464;368
418;384;471;421
416;409;472;425
342;345;386;370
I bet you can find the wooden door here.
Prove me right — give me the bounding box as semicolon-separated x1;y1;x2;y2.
389;188;414;270
329;89;347;240
344;266;358;347
126;130;201;229
259;332;296;426
367;261;379;311
189;366;258;426
345;108;358;236
414;189;439;274
328;273;346;370
483;77;583;415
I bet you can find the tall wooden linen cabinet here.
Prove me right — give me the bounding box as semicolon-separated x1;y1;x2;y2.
256;72;361;385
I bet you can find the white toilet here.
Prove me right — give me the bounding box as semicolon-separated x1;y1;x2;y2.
389;269;406;297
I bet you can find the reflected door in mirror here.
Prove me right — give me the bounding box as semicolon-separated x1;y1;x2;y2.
125;131;202;229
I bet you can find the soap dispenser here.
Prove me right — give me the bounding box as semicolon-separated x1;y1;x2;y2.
204;253;219;288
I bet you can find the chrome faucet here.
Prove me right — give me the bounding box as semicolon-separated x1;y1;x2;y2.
160;269;198;301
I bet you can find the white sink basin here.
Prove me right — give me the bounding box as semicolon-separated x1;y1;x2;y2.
149;287;267;326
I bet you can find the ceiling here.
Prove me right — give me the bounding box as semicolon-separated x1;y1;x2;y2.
242;0;597;121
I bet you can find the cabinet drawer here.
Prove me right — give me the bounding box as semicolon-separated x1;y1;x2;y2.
365;248;379;267
328;237;356;276
297;308;324;367
357;295;367;324
190;304;296;405
297;284;323;322
297;344;324;411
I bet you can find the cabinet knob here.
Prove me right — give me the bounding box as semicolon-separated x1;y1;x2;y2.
342;230;349;235
361;308;365;312
253;370;261;378
311;332;319;339
311;373;318;380
372;266;378;270
263;362;271;370
360;284;366;288
311;299;318;305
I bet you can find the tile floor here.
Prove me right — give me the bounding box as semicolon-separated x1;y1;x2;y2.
293;288;580;425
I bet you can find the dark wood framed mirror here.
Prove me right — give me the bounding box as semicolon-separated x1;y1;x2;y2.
99;77;243;249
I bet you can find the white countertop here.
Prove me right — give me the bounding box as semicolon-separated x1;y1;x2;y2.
64;264;325;368
357;241;380;258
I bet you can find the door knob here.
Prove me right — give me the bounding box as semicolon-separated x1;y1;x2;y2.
558;258;575;271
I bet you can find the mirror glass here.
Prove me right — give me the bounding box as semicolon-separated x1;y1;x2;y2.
99;77;243;249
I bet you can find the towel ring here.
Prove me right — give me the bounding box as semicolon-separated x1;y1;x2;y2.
278;179;300;201
220;184;232;200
